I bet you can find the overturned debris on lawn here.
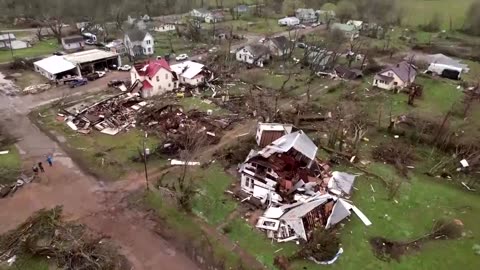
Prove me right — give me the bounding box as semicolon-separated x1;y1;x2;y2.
137;102;239;152
61;92;146;135
0;206;129;270
237;123;371;244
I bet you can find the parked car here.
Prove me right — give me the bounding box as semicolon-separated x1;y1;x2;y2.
297;42;307;49
53;51;66;56
69;78;88;88
175;54;189;61
96;71;106;78
118;65;131;71
108;79;126;87
208;46;218;53
85;39;96;45
86;71;106;81
86;73;100;81
311;23;320;28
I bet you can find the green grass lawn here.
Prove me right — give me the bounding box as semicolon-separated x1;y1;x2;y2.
191;164;237;225
0;38;59;63
153;33;206;57
0;146;21;185
400;0;475;29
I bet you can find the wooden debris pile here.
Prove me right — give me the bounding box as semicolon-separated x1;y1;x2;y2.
0;206;129;270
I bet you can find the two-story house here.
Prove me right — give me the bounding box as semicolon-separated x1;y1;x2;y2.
130;59;178;98
124;29;154;57
266;36;292;57
239;131;320;203
236;45;271;67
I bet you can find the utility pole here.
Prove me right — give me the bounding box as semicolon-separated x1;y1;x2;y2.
142;132;150;190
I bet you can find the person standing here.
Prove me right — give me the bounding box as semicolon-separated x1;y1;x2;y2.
46;155;53;167
38;162;45;173
32;165;39;176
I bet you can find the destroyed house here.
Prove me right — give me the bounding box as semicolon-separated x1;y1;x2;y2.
131;59;178;98
239;131;331;204
257;194;370;242
256;123;293;147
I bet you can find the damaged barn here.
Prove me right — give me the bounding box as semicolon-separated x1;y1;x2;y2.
238;124;371;244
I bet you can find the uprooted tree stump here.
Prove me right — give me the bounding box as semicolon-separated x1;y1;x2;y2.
372;141;416;177
370;218;464;262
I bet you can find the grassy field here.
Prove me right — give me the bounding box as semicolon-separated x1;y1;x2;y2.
401;0;475;28
0;146;21;185
0;38;59;63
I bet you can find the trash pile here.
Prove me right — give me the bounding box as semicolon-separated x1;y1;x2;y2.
0;206;129;270
137;103;239;153
0;174;34;199
60;92;147;135
23;83;51;94
236;123;371;248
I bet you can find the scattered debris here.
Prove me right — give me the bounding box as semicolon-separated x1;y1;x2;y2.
23;83;51;94
236;124;371;245
0;207;129;269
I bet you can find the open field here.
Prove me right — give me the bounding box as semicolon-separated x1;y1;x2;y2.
401;0;475;28
0;39;58;63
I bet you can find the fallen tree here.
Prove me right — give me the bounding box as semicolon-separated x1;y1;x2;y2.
0;206;130;270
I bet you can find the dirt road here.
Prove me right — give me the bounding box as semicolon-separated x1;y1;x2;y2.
0;72;199;270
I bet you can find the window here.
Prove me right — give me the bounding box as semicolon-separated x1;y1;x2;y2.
146;40;151;45
248;56;253;60
168;83;171;88
143;48;146;53
156;76;159;82
148;47;151;53
165;74;168;79
245;178;250;188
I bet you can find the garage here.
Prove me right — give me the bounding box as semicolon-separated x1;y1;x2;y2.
63;49;121;76
33;55;78;81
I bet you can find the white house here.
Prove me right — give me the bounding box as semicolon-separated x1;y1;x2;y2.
170;61;210;87
256;123;293;147
266;36;292;57
61;35;85;51
373;61;417;90
236;45;271;67
278;17;300;27
190;8;211;21
131;59;178;98
153;23;176;32
295;8;317;23
347;20;363;29
205;12;224;24
124;29;154;57
239;131;318;201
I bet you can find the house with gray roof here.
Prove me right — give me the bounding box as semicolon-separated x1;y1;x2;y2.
373;61;417;90
331;23;359;40
295;8;317;24
266;36;293;57
0;33;30;50
124;28;154;57
236;44;271;67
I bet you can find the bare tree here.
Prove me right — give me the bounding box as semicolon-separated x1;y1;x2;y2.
159;125;207;212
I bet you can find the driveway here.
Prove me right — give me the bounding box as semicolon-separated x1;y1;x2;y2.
0;71;199;270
